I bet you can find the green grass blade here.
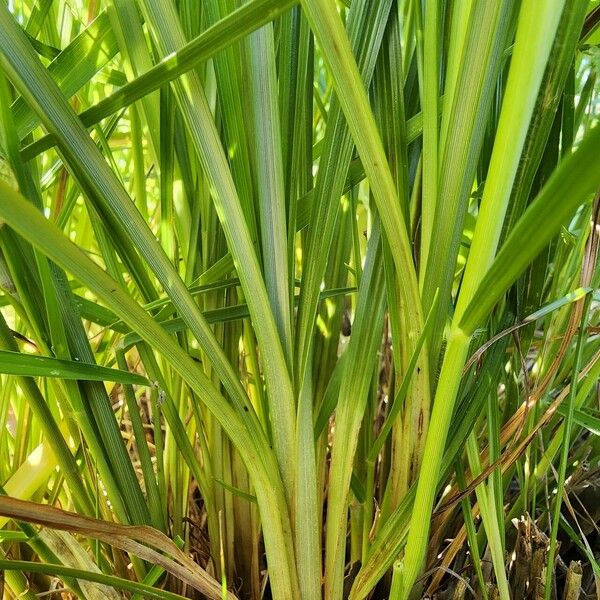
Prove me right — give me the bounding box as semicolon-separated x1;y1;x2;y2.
455;0;569;318
294;365;322;600
324;218;386;599
502;1;590;238
421;0;516;365
248;21;293;359
203;0;259;243
459;123;600;334
0;350;148;384
416;0;439;277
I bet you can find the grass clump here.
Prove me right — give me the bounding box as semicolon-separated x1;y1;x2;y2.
0;1;600;599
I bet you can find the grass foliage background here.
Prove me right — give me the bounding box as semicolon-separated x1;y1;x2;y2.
0;0;600;599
